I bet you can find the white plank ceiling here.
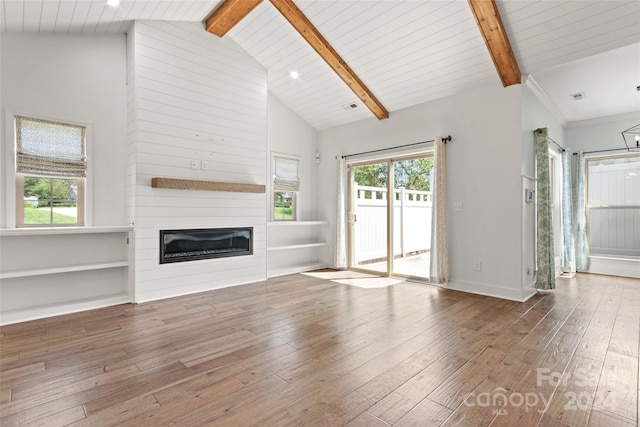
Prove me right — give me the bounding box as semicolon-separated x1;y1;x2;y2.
1;0;639;130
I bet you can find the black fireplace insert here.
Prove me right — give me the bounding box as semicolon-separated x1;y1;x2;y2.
160;227;253;264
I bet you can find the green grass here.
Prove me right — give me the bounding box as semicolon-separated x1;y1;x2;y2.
274;206;293;220
24;208;77;224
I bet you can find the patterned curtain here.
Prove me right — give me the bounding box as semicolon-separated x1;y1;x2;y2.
429;137;449;284
574;151;589;271
561;151;576;273
334;156;347;269
534;128;555;290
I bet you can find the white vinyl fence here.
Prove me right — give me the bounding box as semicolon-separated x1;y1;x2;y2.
354;185;432;264
588;159;640;256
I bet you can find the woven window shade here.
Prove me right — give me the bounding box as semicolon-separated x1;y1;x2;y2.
274;156;300;192
16;116;86;178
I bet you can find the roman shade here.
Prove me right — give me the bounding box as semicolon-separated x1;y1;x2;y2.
16;116;86;178
273;156;299;192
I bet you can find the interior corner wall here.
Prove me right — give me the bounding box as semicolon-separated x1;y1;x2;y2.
0;33;128;227
267;93;319;221
521;83;567;290
128;21;268;303
521;84;567;177
318;82;528;301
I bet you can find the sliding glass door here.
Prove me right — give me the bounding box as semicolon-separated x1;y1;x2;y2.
348;155;433;280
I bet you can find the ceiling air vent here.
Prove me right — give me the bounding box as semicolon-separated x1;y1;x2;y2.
343;103;358;110
570;92;586;101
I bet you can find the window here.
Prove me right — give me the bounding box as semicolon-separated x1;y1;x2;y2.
586;153;640;257
15;116;86;227
273;155;299;221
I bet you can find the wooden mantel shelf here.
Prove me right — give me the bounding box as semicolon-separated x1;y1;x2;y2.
151;177;265;193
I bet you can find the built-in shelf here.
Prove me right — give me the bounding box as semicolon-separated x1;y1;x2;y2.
0;228;132;325
0;226;132;237
267;242;327;252
152;177;265;193
267;221;328;278
267;221;328;226
1;261;129;279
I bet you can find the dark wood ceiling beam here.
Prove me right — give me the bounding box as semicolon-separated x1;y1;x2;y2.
269;0;389;120
468;0;521;87
205;0;263;37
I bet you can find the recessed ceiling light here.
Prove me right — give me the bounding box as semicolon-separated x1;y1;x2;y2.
570;92;586;101
290;71;299;79
107;0;120;7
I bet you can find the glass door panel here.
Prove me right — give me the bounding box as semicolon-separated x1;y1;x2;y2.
392;158;432;279
351;162;388;274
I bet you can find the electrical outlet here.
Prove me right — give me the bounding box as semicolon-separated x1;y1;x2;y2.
201;161;208;170
473;260;482;271
453;202;463;212
190;159;199;170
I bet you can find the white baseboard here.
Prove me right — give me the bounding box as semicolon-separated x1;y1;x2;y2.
0;293;131;326
586;256;640;279
445;279;537;302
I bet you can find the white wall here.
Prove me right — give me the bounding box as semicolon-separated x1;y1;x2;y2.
267;94;318;221
128;21;268;303
318;82;533;301
566;115;638;153
1;33;127;227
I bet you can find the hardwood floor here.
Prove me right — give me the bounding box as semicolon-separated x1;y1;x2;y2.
1;271;638;426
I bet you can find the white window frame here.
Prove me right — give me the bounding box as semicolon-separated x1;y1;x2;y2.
271;152;300;222
4;111;92;228
585;151;640;257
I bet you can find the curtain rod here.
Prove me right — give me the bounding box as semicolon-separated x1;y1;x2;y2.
547;136;565;152
341;135;452;159
572;147;639;155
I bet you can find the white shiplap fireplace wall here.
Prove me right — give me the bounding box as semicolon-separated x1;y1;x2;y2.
127;21;268;303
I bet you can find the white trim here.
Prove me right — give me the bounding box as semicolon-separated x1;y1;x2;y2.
3;111;16;228
586;256;640;279
445;279;537;302
523;75;567;127
267;263;328;278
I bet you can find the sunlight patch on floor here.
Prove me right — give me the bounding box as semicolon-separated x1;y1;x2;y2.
302;269;406;288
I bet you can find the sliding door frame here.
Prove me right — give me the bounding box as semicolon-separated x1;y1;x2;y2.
347;152;433;281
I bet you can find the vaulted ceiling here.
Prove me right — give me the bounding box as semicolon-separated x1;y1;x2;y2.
1;0;639;130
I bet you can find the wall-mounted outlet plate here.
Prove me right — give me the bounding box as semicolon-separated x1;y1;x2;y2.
201;161;208;170
473;260;482;271
453;202;463;212
190;159;199;170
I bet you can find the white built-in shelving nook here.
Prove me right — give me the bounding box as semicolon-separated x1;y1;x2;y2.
267;221;328;278
0;227;133;325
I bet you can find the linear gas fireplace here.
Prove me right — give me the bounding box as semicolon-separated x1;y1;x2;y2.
160;227;253;264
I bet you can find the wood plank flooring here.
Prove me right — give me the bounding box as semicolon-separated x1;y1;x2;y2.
1;271;638;426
